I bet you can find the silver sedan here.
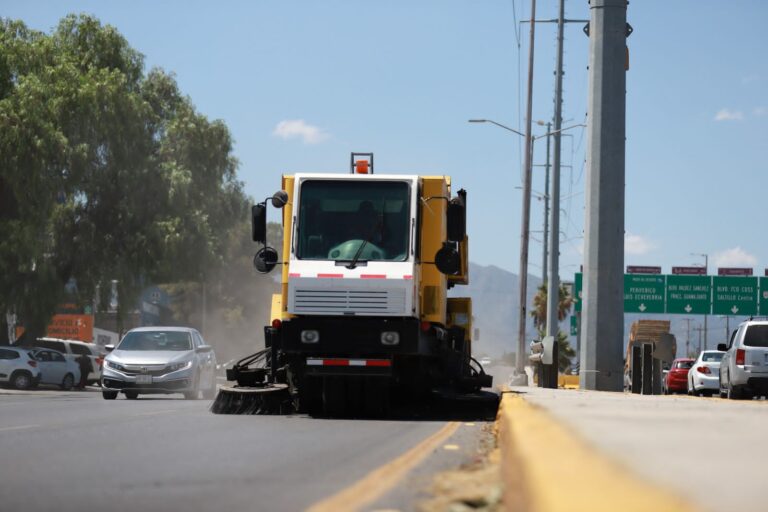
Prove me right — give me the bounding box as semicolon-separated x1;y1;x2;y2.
101;327;217;400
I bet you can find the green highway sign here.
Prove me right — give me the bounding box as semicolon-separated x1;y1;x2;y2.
761;278;768;315
624;274;665;313
574;272;583;312
712;276;758;316
570;315;578;336
666;275;711;315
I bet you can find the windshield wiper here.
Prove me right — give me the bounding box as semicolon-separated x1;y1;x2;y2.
345;237;370;270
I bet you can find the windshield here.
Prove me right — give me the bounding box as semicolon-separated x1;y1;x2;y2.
296;180;410;262
118;331;192;351
674;360;693;369
702;352;724;362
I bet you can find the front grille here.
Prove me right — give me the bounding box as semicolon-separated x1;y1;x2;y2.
120;366;173;377
293;288;406;315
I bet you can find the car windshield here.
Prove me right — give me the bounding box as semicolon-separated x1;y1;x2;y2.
702;352;724;362
675;361;693;369
296;180;410;262
118;331;192;351
744;325;768;347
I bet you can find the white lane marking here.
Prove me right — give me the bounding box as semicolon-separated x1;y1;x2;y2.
0;424;41;432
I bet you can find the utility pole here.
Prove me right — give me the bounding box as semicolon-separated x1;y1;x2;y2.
545;0;566;341
516;0;537;379
694;326;705;354
541;121;552;287
580;0;629;391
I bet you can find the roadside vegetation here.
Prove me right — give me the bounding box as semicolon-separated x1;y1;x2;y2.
0;15;274;351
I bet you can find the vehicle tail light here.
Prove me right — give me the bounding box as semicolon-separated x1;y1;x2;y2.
420;321;431;332
736;349;746;365
272;319;282;329
696;366;711;374
27;360;37;368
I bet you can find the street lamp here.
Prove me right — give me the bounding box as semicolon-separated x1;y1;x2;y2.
468;118;586;374
691;252;709;350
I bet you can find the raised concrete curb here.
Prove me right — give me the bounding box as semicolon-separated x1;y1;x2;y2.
496;387;693;512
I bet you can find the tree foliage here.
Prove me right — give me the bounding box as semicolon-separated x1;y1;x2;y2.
530;283;576;372
0;15;251;340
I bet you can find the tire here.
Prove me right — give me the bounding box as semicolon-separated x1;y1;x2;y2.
102;390;118;400
61;373;74;391
125;391;139;399
322;377;347;417
183;372;201;400
728;384;745;400
202;380;216;400
10;371;33;390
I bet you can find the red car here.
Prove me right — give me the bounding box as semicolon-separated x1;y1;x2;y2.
664;358;694;394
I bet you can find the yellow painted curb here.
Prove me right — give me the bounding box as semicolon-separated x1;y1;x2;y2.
307;421;461;512
497;388;694;512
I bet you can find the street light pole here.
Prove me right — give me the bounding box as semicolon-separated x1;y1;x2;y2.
542;122;552;287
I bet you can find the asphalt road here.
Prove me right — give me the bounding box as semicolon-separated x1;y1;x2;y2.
0;385;497;512
516;385;768;512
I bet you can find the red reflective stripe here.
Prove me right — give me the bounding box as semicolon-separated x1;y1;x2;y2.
323;359;350;366
366;360;392;367
403;275;413;280
317;273;344;278
289;273;301;277
360;274;386;279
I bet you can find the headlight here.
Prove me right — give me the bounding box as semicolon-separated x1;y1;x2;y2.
168;360;193;372
106;361;125;372
381;331;400;346
301;330;320;344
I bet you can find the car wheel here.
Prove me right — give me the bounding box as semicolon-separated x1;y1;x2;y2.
728;384;744;400
10;371;32;390
125;391;139;400
102;390;118;400
183;371;201;400
61;373;74;391
202;379;217;400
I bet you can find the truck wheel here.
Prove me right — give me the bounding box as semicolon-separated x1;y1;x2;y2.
299;377;322;416
103;391;118;400
728;384;744;400
322;377;347;417
125;391;139;399
363;378;391;418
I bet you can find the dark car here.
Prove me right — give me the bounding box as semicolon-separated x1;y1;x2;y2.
664;358;694;394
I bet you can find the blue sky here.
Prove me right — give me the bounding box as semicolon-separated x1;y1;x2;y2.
5;0;767;279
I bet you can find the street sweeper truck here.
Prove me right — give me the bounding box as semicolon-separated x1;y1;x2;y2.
211;153;491;415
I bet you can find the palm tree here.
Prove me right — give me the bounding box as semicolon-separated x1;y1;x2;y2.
531;283;576;372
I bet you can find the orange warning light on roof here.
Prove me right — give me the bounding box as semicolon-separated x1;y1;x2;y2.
355;160;369;174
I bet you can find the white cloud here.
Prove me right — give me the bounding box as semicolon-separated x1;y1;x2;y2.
272;119;330;144
713;247;757;267
714;108;744;121
754;106;768;117
625;233;655;256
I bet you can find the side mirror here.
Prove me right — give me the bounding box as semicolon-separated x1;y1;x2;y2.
105;344;115;352
717;343;727;352
252;204;267;243
435;242;460;275
447;197;466;242
254;246;279;273
271;190;289;208
196;345;213;353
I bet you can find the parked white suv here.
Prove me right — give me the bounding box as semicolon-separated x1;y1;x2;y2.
30;338;104;385
718;319;768;399
0;347;42;389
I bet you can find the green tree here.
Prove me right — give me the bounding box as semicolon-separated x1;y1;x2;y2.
0;15;251;340
530;283;576;372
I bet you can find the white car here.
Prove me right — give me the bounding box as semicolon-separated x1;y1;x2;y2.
32;338;104;385
101;327;217;400
28;348;81;390
719;319;768;399
0;347;41;389
687;350;724;396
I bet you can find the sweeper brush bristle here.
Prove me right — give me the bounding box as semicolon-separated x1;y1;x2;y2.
210;384;293;415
